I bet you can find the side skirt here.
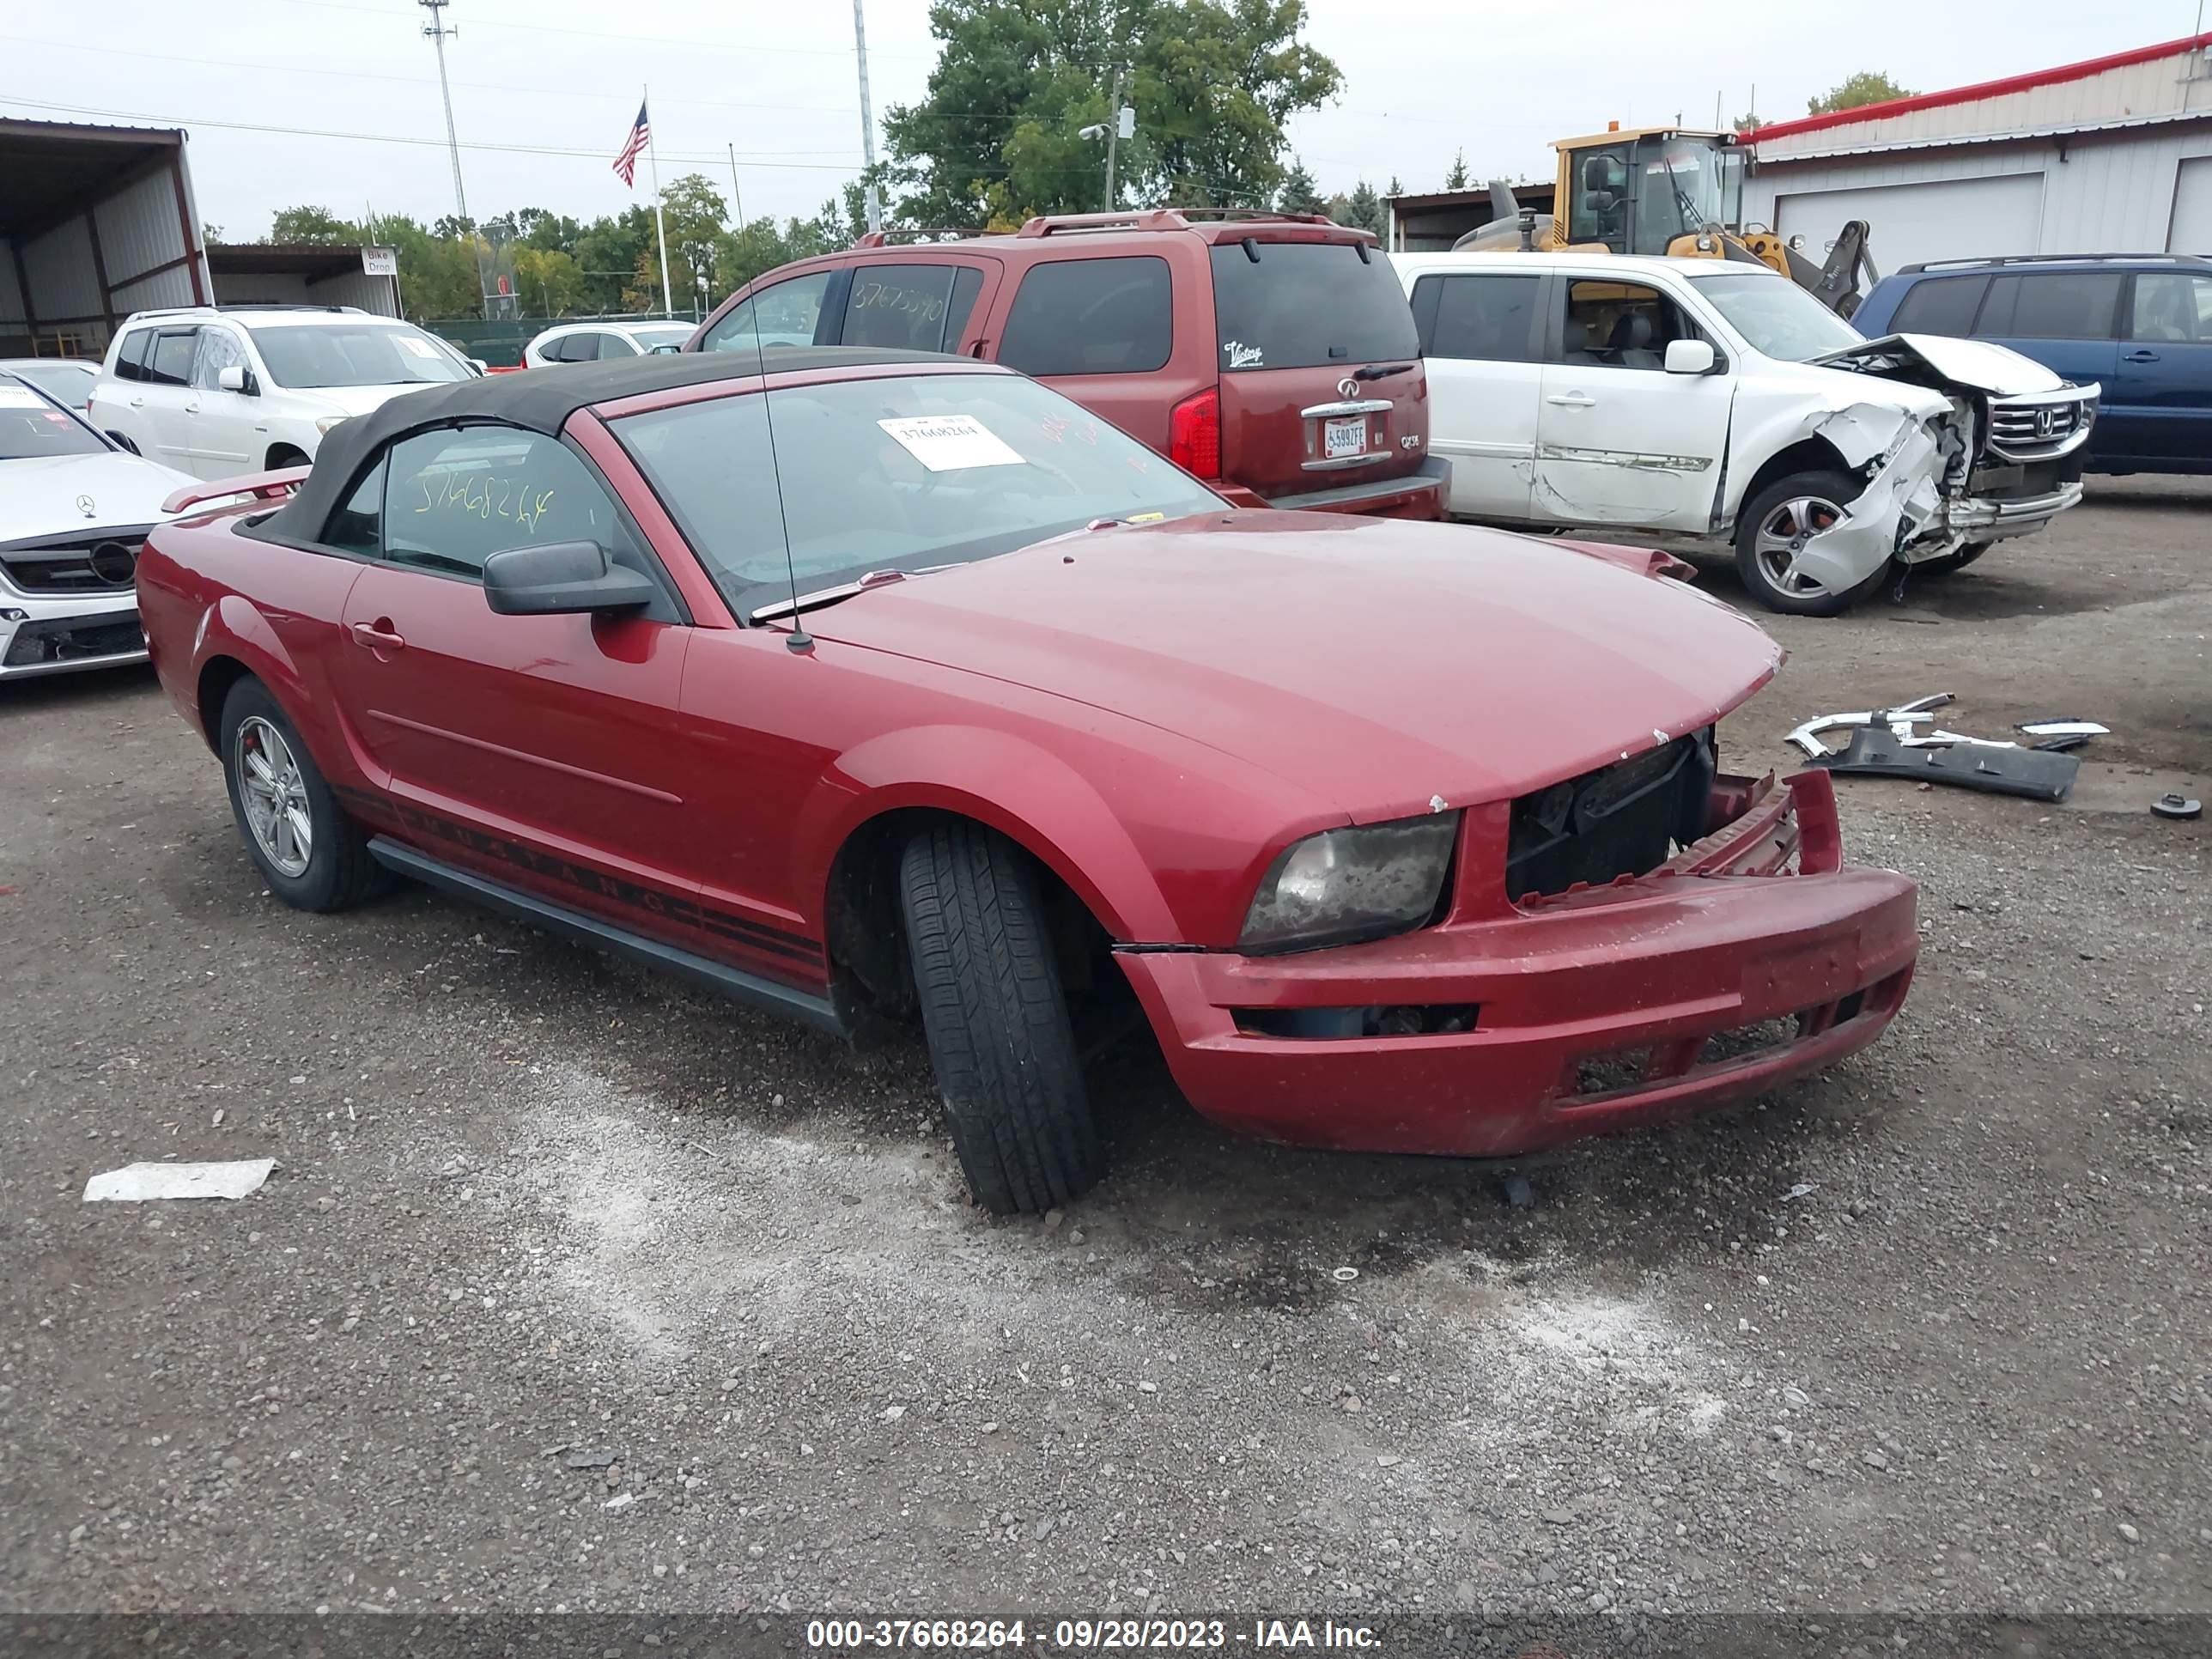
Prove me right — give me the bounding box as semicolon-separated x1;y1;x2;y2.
368;836;848;1037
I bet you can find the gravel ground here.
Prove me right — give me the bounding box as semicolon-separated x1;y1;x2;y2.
2;479;2208;1629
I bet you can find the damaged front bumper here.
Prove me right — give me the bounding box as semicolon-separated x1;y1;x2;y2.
1113;769;1917;1158
1906;481;2082;557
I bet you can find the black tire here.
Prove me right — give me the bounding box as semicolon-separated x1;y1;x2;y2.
1734;468;1893;617
899;822;1101;1215
1911;540;1991;580
218;678;386;912
267;445;309;470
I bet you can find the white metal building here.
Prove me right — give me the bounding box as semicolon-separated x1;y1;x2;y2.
1;118;400;360
1744;31;2212;271
0;118;215;358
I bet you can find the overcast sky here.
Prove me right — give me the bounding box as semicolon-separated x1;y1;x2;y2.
3;0;2205;236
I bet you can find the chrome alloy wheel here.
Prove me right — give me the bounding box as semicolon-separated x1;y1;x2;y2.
1752;495;1848;599
234;715;313;878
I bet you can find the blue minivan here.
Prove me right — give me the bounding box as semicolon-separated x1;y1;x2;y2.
1852;253;2212;476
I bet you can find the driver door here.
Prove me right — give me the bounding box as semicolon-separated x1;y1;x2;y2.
1532;276;1731;532
324;422;708;945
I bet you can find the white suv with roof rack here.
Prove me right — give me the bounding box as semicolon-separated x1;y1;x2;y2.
88;306;482;481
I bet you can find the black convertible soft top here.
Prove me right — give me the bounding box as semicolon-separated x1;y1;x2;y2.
254;344;969;543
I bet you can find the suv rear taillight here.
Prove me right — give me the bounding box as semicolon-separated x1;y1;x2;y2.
1168;386;1220;479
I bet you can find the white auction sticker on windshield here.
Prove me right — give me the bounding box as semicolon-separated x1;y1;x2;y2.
0;385;46;408
877;414;1024;472
396;334;441;359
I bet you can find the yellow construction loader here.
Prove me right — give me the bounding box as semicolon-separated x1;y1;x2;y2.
1454;125;1878;317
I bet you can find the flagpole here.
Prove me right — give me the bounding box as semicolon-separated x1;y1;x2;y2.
645;82;673;319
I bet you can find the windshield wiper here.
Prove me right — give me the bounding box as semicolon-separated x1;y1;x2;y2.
748;567;938;623
1352;362;1416;382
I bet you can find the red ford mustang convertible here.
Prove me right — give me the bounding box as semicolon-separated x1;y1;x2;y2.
137;347;1917;1213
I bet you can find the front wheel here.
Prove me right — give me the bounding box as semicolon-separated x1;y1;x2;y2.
1734;469;1891;617
899;822;1101;1215
219;678;386;912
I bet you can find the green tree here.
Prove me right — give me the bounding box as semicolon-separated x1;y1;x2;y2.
659;172;730;310
573;207;656;313
512;246;586;316
1808;71;1912;114
884;0;1340;225
268;204;360;244
1386;174;1404;197
1275;156;1321;215
1442;149;1470;191
201;222;225;246
1328;178;1383;236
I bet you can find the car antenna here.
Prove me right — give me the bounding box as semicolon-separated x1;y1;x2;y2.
744;280;811;653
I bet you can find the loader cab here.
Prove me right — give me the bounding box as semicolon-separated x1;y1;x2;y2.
1558;129;1745;257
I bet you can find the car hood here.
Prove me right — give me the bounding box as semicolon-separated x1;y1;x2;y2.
805;513;1784;820
0;450;195;540
1807;331;2068;396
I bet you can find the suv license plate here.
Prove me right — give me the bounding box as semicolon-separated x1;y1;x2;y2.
1323;416;1366;460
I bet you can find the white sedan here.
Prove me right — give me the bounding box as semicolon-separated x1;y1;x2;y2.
0;374;195;680
520;319;696;368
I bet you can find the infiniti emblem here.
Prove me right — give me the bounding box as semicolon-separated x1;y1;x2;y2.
1336;376;1360;398
76;493;95;520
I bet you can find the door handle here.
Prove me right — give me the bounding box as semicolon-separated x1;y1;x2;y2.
349;621;407;652
184;401;200;414
129;397;145;408
1546;392;1595;408
2124;349;2160;363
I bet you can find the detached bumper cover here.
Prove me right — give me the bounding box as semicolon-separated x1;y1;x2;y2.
1116;771;1917;1158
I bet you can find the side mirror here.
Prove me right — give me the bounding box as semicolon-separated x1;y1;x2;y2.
106;429;141;455
216;365;255;395
482;540;658;616
470;358;490;377
1665;338;1717;375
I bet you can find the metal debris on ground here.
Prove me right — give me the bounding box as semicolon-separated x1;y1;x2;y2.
1785;692;1954;759
564;1448;619;1470
1503;1171;1534;1208
1330;1266;1360;1283
2152;793;2203;821
82;1158;276;1203
2019;719;2110;738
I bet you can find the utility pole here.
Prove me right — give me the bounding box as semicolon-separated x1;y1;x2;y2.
852;0;882;234
418;0;480;315
1103;65;1123;211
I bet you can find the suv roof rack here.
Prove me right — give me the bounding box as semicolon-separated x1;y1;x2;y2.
1900;252;2211;273
123;304;368;320
1014;207;1348;238
850;227;993;248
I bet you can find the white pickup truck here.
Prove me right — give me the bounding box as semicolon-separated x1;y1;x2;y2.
1394;252;2097;614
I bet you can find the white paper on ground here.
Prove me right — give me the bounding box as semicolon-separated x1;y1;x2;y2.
877;414;1024;472
83;1158;276;1203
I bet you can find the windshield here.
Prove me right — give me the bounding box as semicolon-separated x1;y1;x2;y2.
1688;271;1865;361
615;371;1224;616
1208;241;1419;370
1632;136;1745;248
0;380;107;459
246;323;473;389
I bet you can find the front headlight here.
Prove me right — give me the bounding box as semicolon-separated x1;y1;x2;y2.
1240;814;1459;955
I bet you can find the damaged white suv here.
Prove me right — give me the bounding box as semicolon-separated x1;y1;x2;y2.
1397;252;2096;615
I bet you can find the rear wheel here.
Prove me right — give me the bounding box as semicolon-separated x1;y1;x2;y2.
1734;469;1891;617
219;678;385;912
899;821;1101;1215
1911;540;1991;580
266;444;309;470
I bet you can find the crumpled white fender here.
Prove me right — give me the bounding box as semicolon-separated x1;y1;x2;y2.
1787;410;1954;592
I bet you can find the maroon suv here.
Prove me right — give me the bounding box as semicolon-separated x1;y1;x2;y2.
686;208;1447;519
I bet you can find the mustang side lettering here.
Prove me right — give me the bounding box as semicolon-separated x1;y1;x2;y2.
137;347;1918;1213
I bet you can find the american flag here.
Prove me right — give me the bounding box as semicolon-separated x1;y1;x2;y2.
611;100;650;187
